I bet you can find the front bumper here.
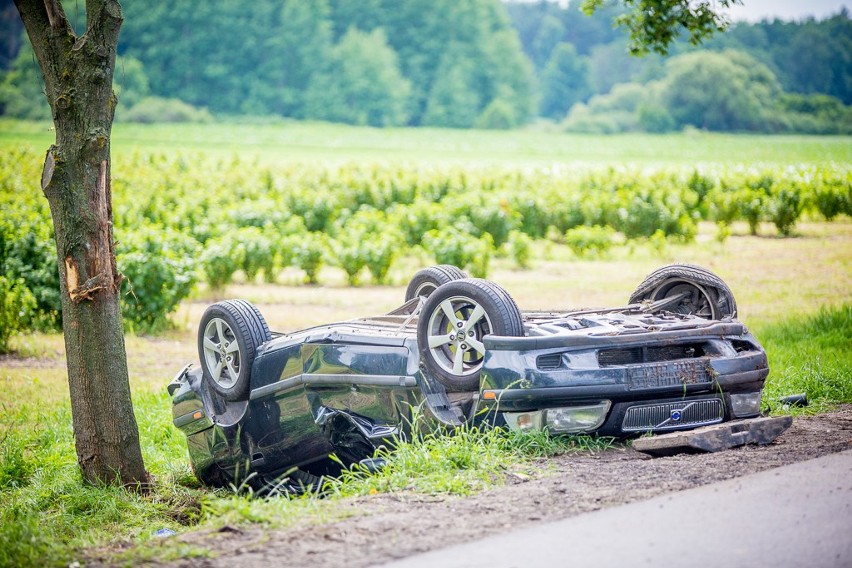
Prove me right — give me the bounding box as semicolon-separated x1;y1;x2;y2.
479;328;769;436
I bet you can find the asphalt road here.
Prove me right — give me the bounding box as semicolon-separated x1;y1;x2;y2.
377;449;852;568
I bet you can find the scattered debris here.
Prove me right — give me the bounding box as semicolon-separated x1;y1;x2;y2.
632;415;794;457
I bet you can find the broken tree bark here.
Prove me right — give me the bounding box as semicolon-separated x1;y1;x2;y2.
14;0;148;486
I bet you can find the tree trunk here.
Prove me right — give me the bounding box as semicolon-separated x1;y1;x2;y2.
15;0;148;487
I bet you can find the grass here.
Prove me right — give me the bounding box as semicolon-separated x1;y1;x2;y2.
1;118;850;167
757;305;852;414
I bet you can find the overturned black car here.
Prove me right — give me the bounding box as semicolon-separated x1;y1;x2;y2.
168;264;769;487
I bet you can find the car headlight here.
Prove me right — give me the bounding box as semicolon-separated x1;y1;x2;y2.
730;391;762;418
545;401;611;433
503;410;544;432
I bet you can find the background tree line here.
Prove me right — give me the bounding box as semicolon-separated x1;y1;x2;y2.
0;0;849;133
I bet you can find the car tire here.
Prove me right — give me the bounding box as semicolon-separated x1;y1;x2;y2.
198;299;271;401
404;265;468;302
418;279;524;392
628;264;737;320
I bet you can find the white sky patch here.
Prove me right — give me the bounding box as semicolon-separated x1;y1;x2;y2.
724;0;849;22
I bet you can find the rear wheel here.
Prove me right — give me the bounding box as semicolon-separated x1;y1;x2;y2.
198;299;271;401
405;265;468;302
629;264;737;320
417;279;524;392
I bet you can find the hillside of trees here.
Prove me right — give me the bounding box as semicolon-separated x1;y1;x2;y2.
0;0;850;133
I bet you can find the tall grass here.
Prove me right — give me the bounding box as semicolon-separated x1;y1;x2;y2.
0;390;611;566
757;304;852;412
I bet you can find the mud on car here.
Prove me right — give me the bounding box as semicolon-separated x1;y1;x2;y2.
168;264;769;488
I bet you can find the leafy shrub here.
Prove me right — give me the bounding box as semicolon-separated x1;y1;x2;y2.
117;226;198;332
564;225;616;257
422;228;493;278
615;190;696;241
394;200;448;247
0;211;61;330
637;103;675;133
200;237;241;291
710;184;767;235
766;181;804;236
0;276;36;353
121;97;213;123
284;233;327;284
474;99;517;130
232;227;276;282
687;170;715;216
813;175;851;220
363;231;401;285
332;209;402;285
506;230;533;269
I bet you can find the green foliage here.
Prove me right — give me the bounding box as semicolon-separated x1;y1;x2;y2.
562;82;646;133
0;389;204;567
765;180;804;236
305;28;411;127
324;420;612;497
539;42;591;119
200;237;241;291
564;225;616;257
422;228;493;278
247;0;333;117
2;145;848;339
581;0;742;56
636;102;675;133
813;173;852;221
422;47;481;128
776;94;852;135
121;97;213;124
475;98;518;130
0;43;50;120
232;226;276;282
758;305;852;412
114;55;150;110
0;276;36;352
506;230;533;269
332;208;402;285
117;225;198;332
108;0;537;126
0;160;61;330
285;232;327;284
558;46;851;135
661;50;782;132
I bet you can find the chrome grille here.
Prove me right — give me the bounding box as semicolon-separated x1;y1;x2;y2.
622;399;723;432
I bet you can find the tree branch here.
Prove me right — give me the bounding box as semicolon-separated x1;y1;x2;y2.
86;0;123;47
14;0;74;80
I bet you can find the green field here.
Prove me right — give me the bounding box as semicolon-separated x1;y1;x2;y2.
0;120;850;566
2;118;851;166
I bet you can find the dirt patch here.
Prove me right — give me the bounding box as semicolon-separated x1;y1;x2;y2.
93;406;852;567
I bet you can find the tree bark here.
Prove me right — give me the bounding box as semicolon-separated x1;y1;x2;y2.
14;0;148;487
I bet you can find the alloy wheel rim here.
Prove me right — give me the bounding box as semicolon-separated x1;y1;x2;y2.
426;295;493;376
202;317;241;387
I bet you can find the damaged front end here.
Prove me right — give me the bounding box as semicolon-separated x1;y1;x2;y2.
479;311;769;437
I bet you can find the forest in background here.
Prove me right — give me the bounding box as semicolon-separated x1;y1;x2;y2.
0;0;850;133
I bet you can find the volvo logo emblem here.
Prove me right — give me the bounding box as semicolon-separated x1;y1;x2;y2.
670;409;683;421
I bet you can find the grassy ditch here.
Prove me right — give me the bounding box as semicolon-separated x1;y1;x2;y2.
1;305;849;565
0;398;609;567
757;304;852;413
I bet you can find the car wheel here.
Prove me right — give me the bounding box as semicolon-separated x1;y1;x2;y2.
404;265;468;302
198;299;271;401
629;264;737;320
418;279;524;392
